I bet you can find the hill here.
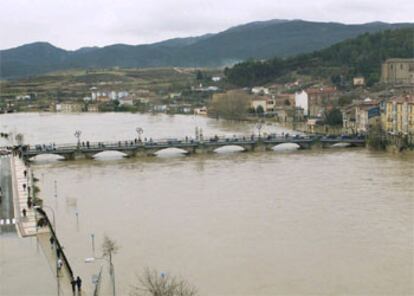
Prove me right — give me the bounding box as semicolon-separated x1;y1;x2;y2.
224;28;414;87
1;20;413;79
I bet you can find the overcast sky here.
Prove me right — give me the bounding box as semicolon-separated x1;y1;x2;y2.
1;0;412;50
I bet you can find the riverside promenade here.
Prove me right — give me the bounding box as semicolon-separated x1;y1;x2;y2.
9;154;85;295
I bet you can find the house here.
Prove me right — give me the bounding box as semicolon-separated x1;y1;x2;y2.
153;105;168;112
274;106;304;122
118;97;134;106
306;87;337;118
87;104;99;112
343;98;379;133
382;95;414;136
251;96;275;113
353;77;365;86
59;102;84;113
275;93;295;107
169;92;182;99
381;58;414;84
15;95;31;100
194;106;208;116
295;90;309;116
251;87;270;95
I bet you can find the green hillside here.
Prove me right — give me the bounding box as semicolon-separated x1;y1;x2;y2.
224;28;414;87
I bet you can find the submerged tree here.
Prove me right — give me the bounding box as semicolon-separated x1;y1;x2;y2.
130;268;197;296
209;90;250;120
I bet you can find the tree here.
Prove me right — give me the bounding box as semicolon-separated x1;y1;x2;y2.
196;70;204;81
324;108;343;126
209;90;251;120
15;133;24;145
102;235;119;265
256;105;264;115
130;268;197;296
102;235;119;296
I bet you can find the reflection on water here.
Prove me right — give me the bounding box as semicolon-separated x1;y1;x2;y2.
1;113;413;295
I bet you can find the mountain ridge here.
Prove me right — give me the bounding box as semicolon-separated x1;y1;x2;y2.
1;19;413;79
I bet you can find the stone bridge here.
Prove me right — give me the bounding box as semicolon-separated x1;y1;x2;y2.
20;135;366;161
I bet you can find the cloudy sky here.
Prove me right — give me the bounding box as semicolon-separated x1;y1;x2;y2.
1;0;412;50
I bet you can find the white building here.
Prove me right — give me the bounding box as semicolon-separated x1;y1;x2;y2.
118;97;134;106
251;87;270;95
295;90;309;116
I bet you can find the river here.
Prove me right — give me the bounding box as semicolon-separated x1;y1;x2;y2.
1;112;413;295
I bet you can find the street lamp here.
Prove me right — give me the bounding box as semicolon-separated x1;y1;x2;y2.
256;122;263;138
85;256;116;296
74;130;82;147
136;127;143;141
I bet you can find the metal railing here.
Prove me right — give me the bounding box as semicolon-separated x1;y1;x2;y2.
35;207;74;280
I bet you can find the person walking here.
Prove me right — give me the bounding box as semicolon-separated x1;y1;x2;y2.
57;258;63;272
71;278;77;294
76;276;82;293
22;208;27;217
49;236;55;248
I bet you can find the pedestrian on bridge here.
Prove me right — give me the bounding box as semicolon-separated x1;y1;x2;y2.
76;276;82;292
71;278;77;294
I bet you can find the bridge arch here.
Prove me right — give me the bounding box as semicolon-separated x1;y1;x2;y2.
213;145;246;153
92;150;129;159
28;153;65;161
154;147;189;157
271;143;301;151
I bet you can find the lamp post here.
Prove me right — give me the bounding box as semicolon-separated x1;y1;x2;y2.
136;127;143;141
74;130;82;148
256;122;263;138
85;256;116;296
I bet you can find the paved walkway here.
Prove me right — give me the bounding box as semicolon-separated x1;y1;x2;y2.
10;155;39;237
9;155;85;295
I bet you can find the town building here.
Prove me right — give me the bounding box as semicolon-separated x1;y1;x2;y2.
86;104;99;112
306;87;337;118
58;102;84;113
381;58;414;84
251;96;275;113
194;106;208;116
353;77;365;87
274;93;295;107
118;97;134;106
342;98;380;133
251;87;270;95
295;90;308;116
382;95;414;136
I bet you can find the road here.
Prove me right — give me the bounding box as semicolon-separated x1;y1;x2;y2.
0;155;16;233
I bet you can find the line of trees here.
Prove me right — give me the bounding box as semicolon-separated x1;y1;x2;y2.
225;28;414;87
